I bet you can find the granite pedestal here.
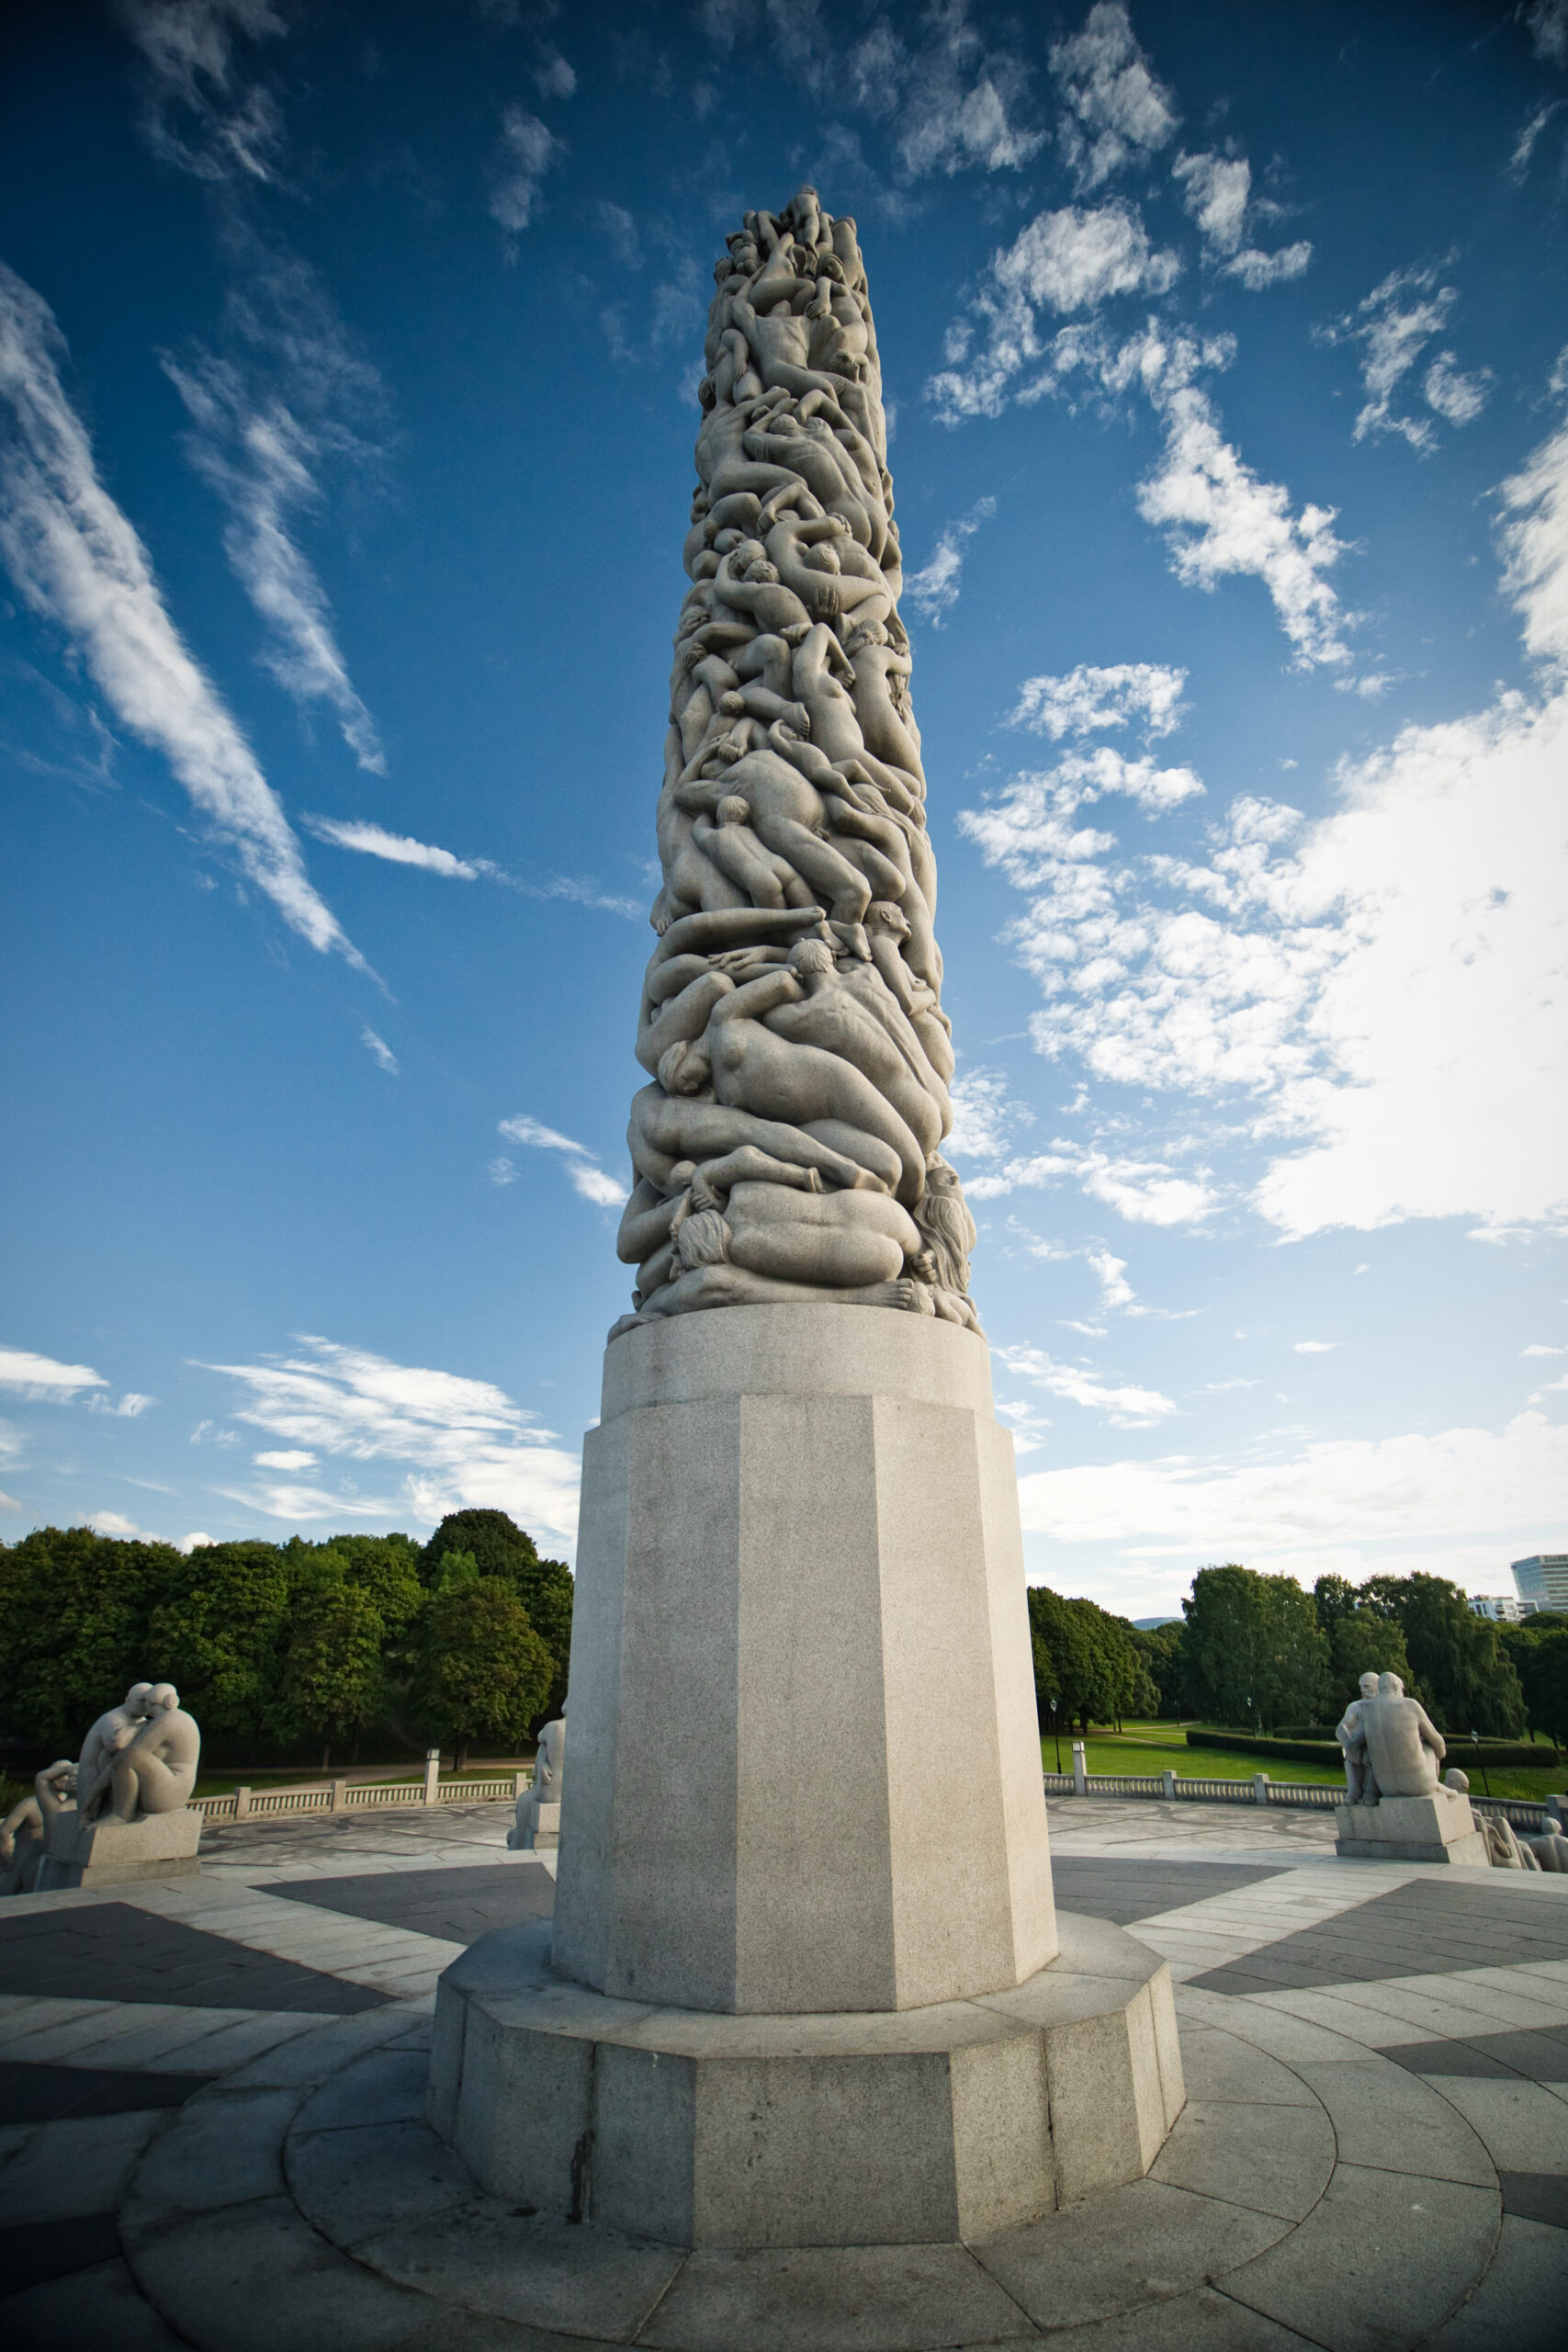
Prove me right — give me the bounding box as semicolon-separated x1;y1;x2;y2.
37;1802;203;1889
434;1307;1182;2245
1335;1784;1490;1866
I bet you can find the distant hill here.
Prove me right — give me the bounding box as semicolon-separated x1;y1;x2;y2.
1133;1615;1182;1629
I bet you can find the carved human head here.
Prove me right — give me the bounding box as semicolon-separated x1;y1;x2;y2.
866;899;909;938
148;1683;180;1713
676;1208;731;1269
658;1040;712;1099
716;797;750;826
1444;1769;1471;1792
1378;1673;1404;1696
788;939;835;977
124;1682;154;1715
1359;1672;1380;1696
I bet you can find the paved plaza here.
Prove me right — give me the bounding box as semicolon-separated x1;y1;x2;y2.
1;1796;1565;2349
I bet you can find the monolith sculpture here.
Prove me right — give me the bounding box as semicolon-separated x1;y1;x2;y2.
432;188;1182;2251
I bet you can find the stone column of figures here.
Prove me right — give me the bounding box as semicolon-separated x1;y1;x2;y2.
614;187;980;1337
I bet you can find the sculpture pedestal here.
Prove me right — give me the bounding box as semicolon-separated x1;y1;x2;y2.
38;1804;202;1889
429;1911;1181;2246
518;1802;560;1852
433;1306;1181;2245
1335;1785;1489;1866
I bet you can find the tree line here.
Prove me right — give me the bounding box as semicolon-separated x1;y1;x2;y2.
1029;1564;1564;1744
0;1509;571;1772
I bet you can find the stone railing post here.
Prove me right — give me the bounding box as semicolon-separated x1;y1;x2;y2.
1548;1793;1565;1829
513;1771;529;1802
330;1779;345;1814
1162;1770;1177;1801
234;1785;252;1820
1072;1740;1088;1797
1254;1772;1270;1807
424;1748;441;1807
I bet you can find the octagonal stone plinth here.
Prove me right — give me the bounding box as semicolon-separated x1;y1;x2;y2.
428;1911;1182;2248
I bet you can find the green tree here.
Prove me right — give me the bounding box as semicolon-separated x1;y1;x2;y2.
147;1541;295;1748
1325;1612;1413;1718
1027;1589;1152;1731
1359;1573;1525;1735
414;1551;554;1770
421;1509;572;1721
1181;1566;1328;1731
273;1566;388;1770
0;1528;179;1750
1127;1622;1185;1718
1500;1618;1568;1747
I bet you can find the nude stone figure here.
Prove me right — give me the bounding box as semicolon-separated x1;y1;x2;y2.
1358;1673;1445;1798
1337;1672;1382;1805
83;1683;201;1822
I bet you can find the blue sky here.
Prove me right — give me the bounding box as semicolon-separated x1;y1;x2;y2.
3;0;1566;1612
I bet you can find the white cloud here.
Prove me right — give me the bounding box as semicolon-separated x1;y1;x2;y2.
1016;1411;1568;1568
1010;662;1187;741
961;423;1568;1243
204;1333;582;1546
498;1114;629;1208
1049;2;1178;190
1293;1340;1337;1354
488;1157;518;1186
1509;100;1562;180
0;1346;107;1397
362;1027;399;1075
308;818;479;878
906;495;997;625
1172;151;1312;290
254;1449;314;1467
966;1145;1216;1227
164;319;385;775
996;1340;1177;1427
120;0;287;184
933;317;1351;670
1087;1249;1134;1311
1523;1344;1565;1357
945;1069;1034;1159
1135;370;1351;669
87;1510;150;1539
534;52;576;100
490;107;565;243
1223;243;1312;293
0;266;358;963
1527;1;1568;67
1500;413;1568;669
1322;267;1492;452
177;1531;216;1552
997;202;1181;315
87;1391;156;1417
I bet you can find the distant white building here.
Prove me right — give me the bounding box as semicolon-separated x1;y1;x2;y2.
1512;1555;1568;1614
1469;1593;1534;1623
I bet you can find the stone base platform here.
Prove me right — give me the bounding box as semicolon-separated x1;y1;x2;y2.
427;1909;1183;2247
36;1803;203;1890
1335;1787;1490;1866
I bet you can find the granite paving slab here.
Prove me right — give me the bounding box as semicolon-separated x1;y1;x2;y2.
0;2058;218;2121
266;1858;557;1944
1190;1877;1568;1996
1046;1859;1291;1926
0;1901;386;2013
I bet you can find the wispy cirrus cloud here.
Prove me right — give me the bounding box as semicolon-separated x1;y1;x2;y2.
497;1115;628;1207
490;106;565;244
118;0;288;185
0;1345;108;1398
0;263;358;962
905;495;997;625
203;1333;582;1545
996;1340;1177;1428
1171;151;1311;290
305;815;642;917
164;247;388;774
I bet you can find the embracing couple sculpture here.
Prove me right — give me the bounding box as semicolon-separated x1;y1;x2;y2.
0;1679;201;1894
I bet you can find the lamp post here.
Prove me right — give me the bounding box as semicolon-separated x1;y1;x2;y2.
1050;1698;1062;1775
1472;1728;1491;1798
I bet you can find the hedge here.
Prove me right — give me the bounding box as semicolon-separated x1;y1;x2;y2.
1185;1729;1559;1771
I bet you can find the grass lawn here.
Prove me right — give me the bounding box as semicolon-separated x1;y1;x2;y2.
1041;1723;1568;1804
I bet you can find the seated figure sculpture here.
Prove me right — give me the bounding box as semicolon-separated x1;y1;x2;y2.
1359;1671;1445;1797
78;1682;200;1822
1444;1770;1540;1869
509;1712;565;1852
1336;1672;1382;1804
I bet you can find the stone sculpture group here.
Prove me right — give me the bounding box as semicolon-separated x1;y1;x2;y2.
612;185;978;1337
507;1711;564;1851
0;1680;201;1894
1335;1669;1568;1869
